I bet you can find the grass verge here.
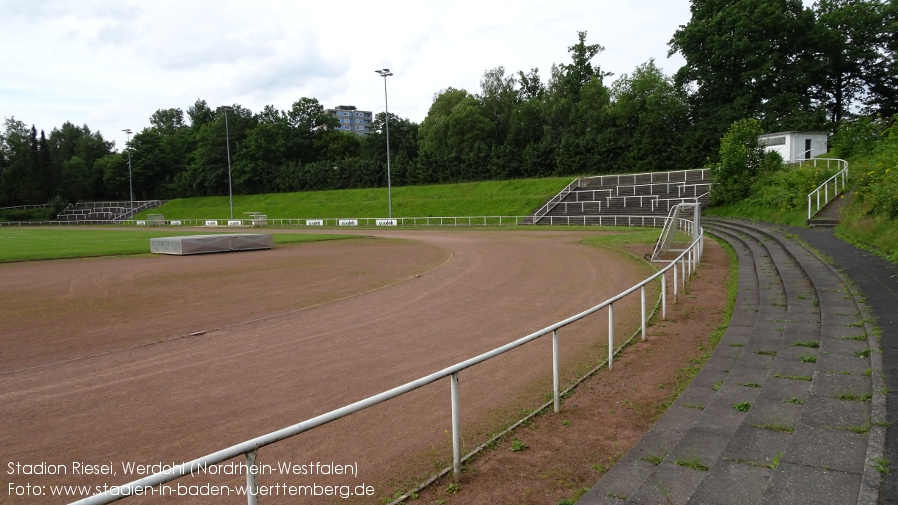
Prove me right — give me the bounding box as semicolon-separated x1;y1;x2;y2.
0;228;359;262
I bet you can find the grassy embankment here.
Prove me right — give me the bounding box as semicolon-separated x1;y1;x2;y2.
703;161;841;228
138;177;575;221
834;127;898;261
0;229;358;263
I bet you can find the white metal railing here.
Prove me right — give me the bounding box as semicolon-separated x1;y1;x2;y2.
801;159;849;220
580;168;712;188
0;203;51;211
71;227;705;505
613;182;686;196
532;178;581;223
571;188;614;201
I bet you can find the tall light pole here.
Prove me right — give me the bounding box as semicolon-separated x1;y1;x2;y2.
121;129;133;219
222;106;234;220
375;68;393;219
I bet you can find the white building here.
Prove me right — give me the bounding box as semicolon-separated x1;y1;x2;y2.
758;131;829;160
326;105;373;135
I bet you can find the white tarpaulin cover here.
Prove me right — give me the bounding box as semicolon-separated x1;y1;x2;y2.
150;234;273;255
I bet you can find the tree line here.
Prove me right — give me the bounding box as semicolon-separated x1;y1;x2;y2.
1;0;895;208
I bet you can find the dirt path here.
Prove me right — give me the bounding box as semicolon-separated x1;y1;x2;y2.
413;238;731;505
0;229;662;504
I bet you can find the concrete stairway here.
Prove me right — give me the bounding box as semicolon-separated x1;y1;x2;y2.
56;200;163;223
530;169;713;226
577;218;883;504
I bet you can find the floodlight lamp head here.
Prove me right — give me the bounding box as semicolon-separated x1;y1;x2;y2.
122;128;132;135
375;68;393;77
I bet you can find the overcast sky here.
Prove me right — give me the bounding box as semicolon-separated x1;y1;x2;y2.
1;1;693;151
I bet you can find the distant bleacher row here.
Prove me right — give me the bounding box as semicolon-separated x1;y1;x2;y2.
7;169;712;226
55;200;164;222
524;168;713;225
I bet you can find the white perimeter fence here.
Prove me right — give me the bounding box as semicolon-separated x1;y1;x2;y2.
0;214;677;228
72;221;705;505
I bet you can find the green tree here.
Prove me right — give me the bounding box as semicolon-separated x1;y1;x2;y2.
362;112;418;186
46;122;114;201
560;31;613;104
712;118;783;204
478;66;519;145
59;156;93;201
287;97;338;164
184;104;255;197
417;87;474;182
187;99;215;129
0;118;32;205
98;153;130;200
608;60;695;173
811;0;896;122
670;0;820;152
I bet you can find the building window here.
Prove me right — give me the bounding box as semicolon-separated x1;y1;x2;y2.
762;136;786;146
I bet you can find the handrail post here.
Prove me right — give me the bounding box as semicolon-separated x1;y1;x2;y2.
661;272;667;320
608;303;615;369
552;330;560;413
673;260;679;303
245;450;259;505
640;286;646;341
681;257;686;291
450;373;461;481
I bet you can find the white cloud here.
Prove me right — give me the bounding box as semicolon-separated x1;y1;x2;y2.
0;0;691;150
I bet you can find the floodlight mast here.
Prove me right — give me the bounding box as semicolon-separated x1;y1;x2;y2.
121;129;133;219
375;68;393;219
222;106;234;220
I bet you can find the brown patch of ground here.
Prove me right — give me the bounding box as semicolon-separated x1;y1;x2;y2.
413;239;730;505
0;237;448;372
0;229;667;505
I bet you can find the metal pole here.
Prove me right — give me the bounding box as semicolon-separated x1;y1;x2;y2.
608;303;614;369
245;450;259;505
640;286;646;341
122;129;133;219
450;372;461;481
224;107;234;221
673;260;678;303
682;256;687;290
375;69;393;219
384;79;392;219
552;330;560;413
661;271;667;320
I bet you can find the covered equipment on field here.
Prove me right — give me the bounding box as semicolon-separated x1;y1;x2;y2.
150;234;273;255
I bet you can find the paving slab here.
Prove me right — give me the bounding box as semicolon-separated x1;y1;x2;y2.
689;460;772;504
783;423;868;473
799;395;871;431
627;462;708;505
760;462;861;505
721;423;792;465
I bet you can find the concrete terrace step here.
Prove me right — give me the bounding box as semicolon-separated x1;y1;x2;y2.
531;169;714;225
577;218;879;505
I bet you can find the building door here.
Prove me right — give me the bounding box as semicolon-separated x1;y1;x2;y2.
805;139;812;159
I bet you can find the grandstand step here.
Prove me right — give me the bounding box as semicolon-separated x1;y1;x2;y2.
578;219;876;504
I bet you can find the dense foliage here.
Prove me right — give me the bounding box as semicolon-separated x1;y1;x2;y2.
2;1;896;208
848;116;898;219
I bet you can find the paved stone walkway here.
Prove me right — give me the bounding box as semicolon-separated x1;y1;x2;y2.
578;218;886;505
